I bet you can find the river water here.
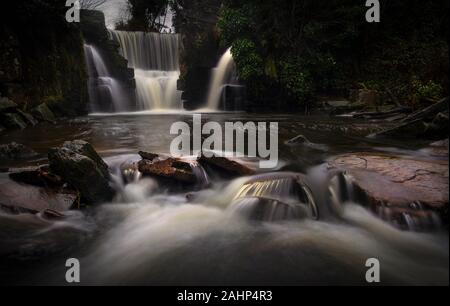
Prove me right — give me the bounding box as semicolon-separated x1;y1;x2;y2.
0;113;448;285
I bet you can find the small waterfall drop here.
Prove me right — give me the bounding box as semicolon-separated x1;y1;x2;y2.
109;31;182;110
84;44;129;112
205;48;236;110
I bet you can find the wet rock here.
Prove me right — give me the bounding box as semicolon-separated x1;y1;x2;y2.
40;209;66;220
31;103;56;123
358;90;379;109
328;153;449;226
231;172;319;220
422;139;449;158
231;196;309;221
48;140;113;204
0;142;37;160
370;98;449;140
9;165;64;188
0;112;27;129
285;135;311;145
138;151;159;161
0;179;77;213
199;155;255;176
138;157;196;184
16;109;38;126
61;140;109;177
0;97;17;112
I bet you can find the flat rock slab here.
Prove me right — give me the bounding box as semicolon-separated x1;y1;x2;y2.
328;153;449;210
0;179;77;213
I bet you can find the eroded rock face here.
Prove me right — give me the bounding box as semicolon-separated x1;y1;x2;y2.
48;140;113;204
328;153;449;227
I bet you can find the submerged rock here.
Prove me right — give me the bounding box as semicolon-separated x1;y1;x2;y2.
328;153;449;229
48;140;113;204
0;142;37;160
230;172;319;221
9;165;63;188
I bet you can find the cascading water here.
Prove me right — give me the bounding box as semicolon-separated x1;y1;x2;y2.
84;44;129;112
109;30;182;110
205;48;236;110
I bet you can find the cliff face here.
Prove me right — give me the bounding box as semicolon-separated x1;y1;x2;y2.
0;1;88;117
174;0;224;109
80;10;136;112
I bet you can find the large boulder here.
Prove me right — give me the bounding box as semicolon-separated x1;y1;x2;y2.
48;140;113;204
328;152;449;229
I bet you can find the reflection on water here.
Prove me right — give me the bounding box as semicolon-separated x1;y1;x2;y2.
0;113;447;285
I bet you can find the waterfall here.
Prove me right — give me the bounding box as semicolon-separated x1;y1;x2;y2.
205;48;236;110
109;30;182;110
84;44;129;112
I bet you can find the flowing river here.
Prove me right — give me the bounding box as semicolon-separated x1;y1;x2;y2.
0;113;448;285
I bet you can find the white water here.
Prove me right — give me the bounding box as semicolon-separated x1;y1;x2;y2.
205;48;235;110
84;44;129;112
74;174;448;285
109;31;182;110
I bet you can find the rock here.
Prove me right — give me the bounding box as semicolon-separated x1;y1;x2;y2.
138;158;197;184
138;151;160;161
0;179;77;213
31;103;56;123
230;172;319;221
48;140;113;204
0;142;37;160
431;139;449;148
328;153;449;226
371;98;449;140
9;165;64;188
358;89;379;109
16;109;38;126
61;140;109;177
0;96;17;112
0;112;27;129
40;209;66;220
422;139;449;158
285;135;311;145
199;155;255;176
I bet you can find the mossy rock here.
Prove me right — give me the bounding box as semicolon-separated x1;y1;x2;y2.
31;103;56;122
